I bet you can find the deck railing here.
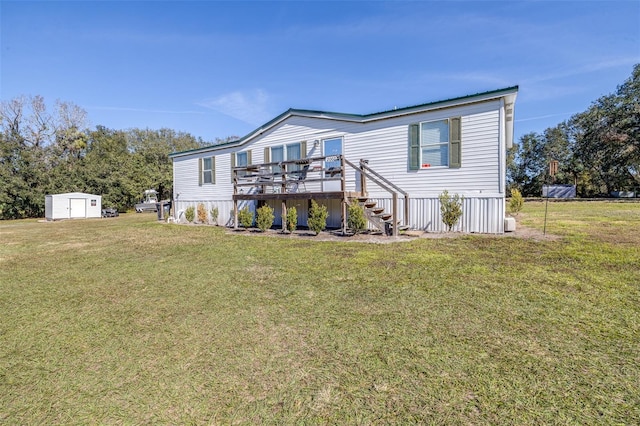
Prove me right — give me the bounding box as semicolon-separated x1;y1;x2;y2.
232;154;409;235
232;155;344;196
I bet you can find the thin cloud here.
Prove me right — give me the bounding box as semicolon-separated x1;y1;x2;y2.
88;106;205;115
198;90;273;126
523;57;639;85
515;112;578;123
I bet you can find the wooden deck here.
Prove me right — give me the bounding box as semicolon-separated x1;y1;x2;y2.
231;155;408;236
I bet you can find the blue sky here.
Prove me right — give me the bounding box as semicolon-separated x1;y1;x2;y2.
1;1;639;144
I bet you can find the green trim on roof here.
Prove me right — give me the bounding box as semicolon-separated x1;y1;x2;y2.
170;86;518;158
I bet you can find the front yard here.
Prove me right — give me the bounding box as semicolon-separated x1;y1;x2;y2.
1;201;638;424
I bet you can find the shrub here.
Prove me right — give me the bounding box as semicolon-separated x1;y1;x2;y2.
347;202;367;234
439;190;464;232
509;188;524;215
210;206;219;225
286;206;297;233
256;205;275;232
197;203;207;223
185;205;195;223
238;206;253;229
307;200;328;235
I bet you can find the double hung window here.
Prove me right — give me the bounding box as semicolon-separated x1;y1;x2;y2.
265;142;306;174
409;117;461;169
199;156;215;185
286;143;302;172
231;150;252;180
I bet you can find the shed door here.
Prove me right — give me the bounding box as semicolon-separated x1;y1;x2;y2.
69;198;86;218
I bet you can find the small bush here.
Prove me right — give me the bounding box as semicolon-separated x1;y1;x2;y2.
439;190;464;232
197;203;207;223
210;206;219;225
238;206;254;229
348;202;367;234
185;206;195;223
307;200;328;235
286;206;297;233
509;188;524;215
256;205;275;232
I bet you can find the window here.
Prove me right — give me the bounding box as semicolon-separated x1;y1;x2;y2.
231;150;252;180
286;143;302;172
271;146;284;174
199;156;215;185
409;117;461;170
265;142;306;174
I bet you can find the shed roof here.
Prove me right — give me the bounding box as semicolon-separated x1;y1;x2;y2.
47;192;101;198
170;86;518;158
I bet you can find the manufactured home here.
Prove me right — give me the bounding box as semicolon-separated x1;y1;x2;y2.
45;192;102;220
170;86;518;234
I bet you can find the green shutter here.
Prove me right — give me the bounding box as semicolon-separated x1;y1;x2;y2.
408;124;420;170
449;117;461;168
247;150;252;165
264;147;270;164
198;157;203;186
230;152;236;182
300;141;307;158
211;156;216;184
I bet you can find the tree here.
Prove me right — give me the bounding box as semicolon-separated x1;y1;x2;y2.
126;128;203;201
509;64;639;197
569;64;640;195
508;132;546;196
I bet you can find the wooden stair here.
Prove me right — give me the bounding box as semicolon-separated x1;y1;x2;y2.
352;197;409;236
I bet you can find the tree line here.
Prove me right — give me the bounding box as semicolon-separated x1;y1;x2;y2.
0;96;215;219
508;64;639;197
2;65;638;219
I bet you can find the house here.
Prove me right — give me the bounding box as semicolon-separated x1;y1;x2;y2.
170;86;518;234
45;192;102;220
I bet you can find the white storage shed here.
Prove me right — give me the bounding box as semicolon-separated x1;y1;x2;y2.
45;192;102;220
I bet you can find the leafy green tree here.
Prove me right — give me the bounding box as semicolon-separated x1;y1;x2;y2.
126;128;203;202
508;132;546;196
569;64;640;195
83;126;133;211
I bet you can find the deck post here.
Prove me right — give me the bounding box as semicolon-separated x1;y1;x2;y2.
359;159;367;196
232;168;238;229
281;200;287;232
341;155;347;235
392;192;398;237
404;195;410;227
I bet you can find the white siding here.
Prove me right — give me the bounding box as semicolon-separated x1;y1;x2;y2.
172;97;510;233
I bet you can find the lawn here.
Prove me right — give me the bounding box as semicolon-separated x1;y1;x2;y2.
1;201;639;424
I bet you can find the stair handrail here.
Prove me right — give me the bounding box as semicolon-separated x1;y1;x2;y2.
357;159;408;198
343;158;410;234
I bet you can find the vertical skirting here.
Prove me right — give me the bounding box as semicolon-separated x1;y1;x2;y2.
368;196;504;233
175;195;504;234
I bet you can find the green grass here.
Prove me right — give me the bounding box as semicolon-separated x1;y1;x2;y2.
1;201;639;424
